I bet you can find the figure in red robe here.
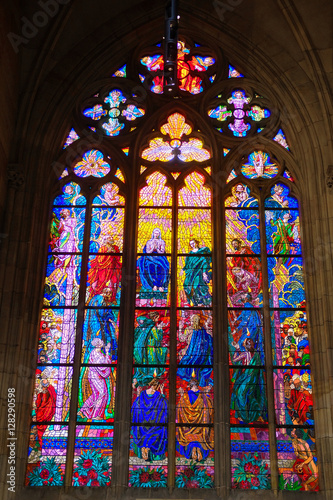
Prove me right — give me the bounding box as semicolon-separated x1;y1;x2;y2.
87;237;121;304
35;370;56;449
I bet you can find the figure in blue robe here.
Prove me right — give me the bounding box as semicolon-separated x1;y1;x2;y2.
178;314;213;387
137;228;169;303
131;379;168;461
85;290;118;362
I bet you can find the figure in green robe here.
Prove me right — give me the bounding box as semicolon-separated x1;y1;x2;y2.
182;239;212;307
133;311;167;387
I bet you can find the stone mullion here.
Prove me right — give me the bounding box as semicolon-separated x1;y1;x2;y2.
218;187;230;496
168;180;177;489
64;191;92;488
259;195;279;493
111;170;138;494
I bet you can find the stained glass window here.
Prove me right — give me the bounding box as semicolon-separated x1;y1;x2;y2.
26;155;125;486
29;36;318;494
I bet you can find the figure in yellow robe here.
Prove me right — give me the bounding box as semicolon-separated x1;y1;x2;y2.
176;378;214;461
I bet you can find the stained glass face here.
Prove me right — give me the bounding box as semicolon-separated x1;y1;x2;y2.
73;150;110;178
231;427;271;489
225;183;258;207
241;151;278;179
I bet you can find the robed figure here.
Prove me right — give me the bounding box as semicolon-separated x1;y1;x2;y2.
137;228;169;304
87;237;121;304
79;338;114;420
176;378;214;462
182;239;212;307
131;379;168;461
133;311;167;387
178;314;213;387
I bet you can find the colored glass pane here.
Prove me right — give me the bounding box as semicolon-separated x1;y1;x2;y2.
228;65;244;78
92;183;125;206
142;113;210;163
77;367;116;422
73;426;113;486
31;366;73;422
270;310;308;366
89;207;124;253
53;182;86;206
140;40;215;96
276;428;318;491
265;183;298;209
231;427;271;489
226;169;236;182
265;209;301;255
132;310;170;370
63;128;79;148
225;209;260;253
139;173;172;206
274;129;290;150
114;168;125;182
82;308;120;364
178;209;212;253
283;169;294;181
267;257;305;309
230;367;268;424
241;151;278;179
83;105;107;120
228;310;265;366
247;105;270;121
274;368;313;426
178;171;211;207
73;150;110;178
224;148;231;156
26;424;68;486
112;64;126;77
225;183;258;207
38;309;77;364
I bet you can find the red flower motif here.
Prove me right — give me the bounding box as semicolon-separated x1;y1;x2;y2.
184;467;195;478
239;480;250;489
79;475;88;486
43;481;48;485
82;459;93;469
139;472;150;483
152;471;161;481
251;477;260;487
252;465;260;475
91;480;100;486
74;472;79;477
40;469;49;479
244;463;253;473
87;469;98;480
187;480;199;488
